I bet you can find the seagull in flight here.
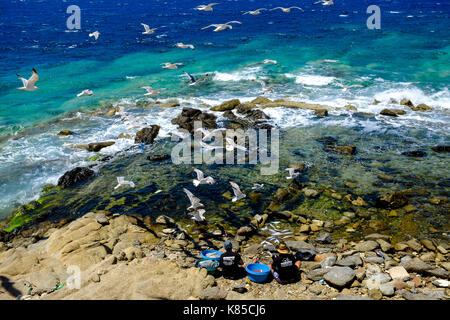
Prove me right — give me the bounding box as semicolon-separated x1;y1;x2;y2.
175;42;195;50
140;86;165;96
188;208;206;222
141;23;159;35
285;168;300;180
270;6;304;13
196;3;220;11
252;183;265;191
183;188;205;211
225;137;247;152
193;168;216;187
16;68;39;91
314;0;334;6
336;83;364;92
195;127;226;141
252;79;274;93
243;8;267;15
77;89;94;97
182;70;210;86
263;59;278;65
161;62;183;70
114;177;135;190
89;31;100;40
202;21;242;32
230;181;246;202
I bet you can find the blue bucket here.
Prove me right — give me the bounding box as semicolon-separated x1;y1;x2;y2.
200;250;222;261
245;263;271;283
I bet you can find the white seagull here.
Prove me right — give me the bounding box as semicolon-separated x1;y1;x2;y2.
243;8;267;15
336;83;364;92
225;137;247;151
201;21;242;32
182;70;210;86
314;0;334;6
252;183;265;191
252;79;274;93
77;89;94;97
196;3;220;12
195;127;226;141
16;68;39;91
188;208;206;222
183;188;205;210
89;31;100;40
139;86;165;96
114;177;135;190
175;42;195;50
141;23;159;35
263;59;278;65
286;168;300;180
161;62;183;70
230;181;246;202
193;168;216;187
270;6;304;13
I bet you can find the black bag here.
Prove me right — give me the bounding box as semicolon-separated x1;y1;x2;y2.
295;250;316;261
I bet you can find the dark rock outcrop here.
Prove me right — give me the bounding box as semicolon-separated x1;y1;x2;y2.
432;146;450;153
135;125;161;144
376;191;408;208
171;108;217;133
402;150;427;157
57;167;94;188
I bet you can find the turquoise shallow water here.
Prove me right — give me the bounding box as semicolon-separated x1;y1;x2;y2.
0;0;449;220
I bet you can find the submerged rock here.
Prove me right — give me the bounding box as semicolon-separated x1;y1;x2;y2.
147;154;170;161
57;167;94;188
402;150;427;157
57;130;73;136
325;144;356;155
314;109;328;117
135;125;160;144
431;146;450;153
376;191;408;208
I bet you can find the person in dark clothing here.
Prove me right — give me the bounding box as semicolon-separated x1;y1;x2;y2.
219;240;246;279
270;243;301;284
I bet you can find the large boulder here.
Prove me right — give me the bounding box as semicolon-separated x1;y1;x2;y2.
323;267;356;288
171;107;217;133
380;109;406;117
57;167;94;188
135;125;160;144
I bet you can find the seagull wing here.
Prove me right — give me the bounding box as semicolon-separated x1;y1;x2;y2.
194;168;205;180
183;188;200;206
226;21;242;25
16;74;27;87
141;23;150;32
230;181;242;197
201;24;219;30
270;7;284;11
182;70;196;83
290;6;304;11
27;68;39;86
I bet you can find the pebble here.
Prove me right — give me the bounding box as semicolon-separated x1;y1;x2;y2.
336;255;363;267
379;283;395;296
354;240;379;252
388;266;410;281
432;279;450;288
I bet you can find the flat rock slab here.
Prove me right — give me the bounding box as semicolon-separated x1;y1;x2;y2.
324;267;356;288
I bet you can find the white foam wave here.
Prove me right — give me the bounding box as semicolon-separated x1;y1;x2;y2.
285;74;336;86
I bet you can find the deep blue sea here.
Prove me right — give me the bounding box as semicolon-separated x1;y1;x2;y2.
0;0;449;218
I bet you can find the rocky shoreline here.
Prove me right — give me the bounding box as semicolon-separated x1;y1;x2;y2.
0;208;448;300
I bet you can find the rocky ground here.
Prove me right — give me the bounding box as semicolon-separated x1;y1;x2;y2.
0;209;448;300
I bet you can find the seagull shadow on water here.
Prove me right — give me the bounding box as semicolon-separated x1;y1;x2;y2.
0;276;22;299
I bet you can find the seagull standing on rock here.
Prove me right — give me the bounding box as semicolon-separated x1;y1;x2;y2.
193;168;216;187
16;68;39;91
201;21;242;32
230;181;246;202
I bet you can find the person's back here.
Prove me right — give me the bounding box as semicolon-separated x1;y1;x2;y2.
219;240;244;279
271;243;301;284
